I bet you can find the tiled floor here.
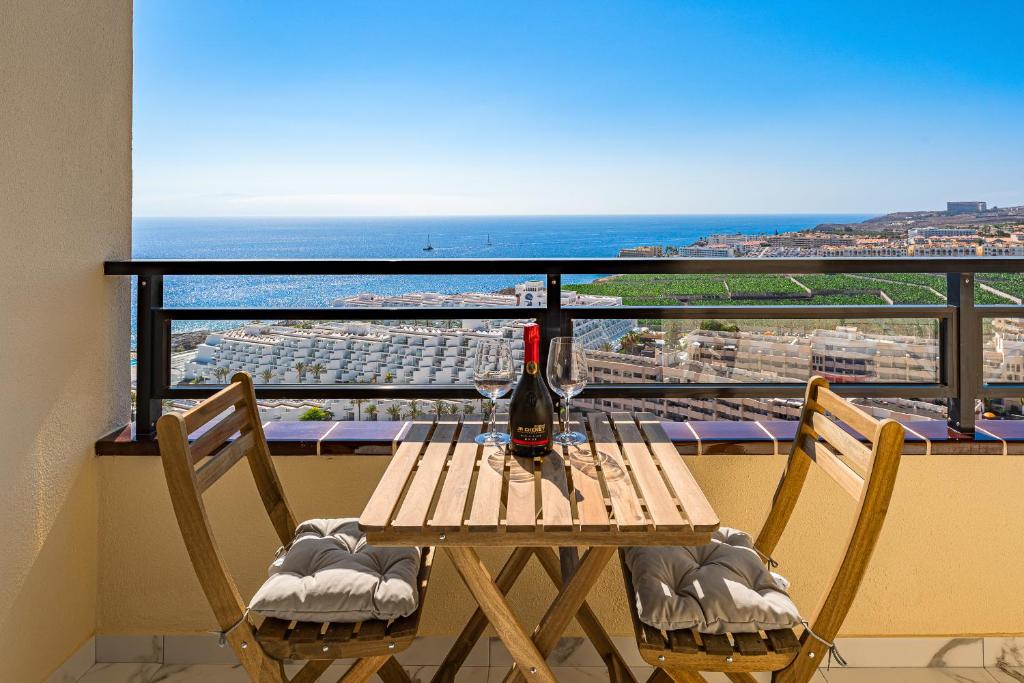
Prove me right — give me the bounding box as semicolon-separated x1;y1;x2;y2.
69;663;1024;682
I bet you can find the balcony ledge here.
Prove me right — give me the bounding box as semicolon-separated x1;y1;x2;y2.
95;418;1024;457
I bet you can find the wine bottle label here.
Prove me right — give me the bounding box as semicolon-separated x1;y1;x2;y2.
512;423;550;446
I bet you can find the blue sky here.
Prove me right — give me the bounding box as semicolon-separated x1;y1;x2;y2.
133;1;1024;216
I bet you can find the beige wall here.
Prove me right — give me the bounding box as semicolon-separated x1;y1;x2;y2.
0;1;132;680
98;454;1024;638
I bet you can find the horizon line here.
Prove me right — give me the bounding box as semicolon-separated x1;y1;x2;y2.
132;211;880;220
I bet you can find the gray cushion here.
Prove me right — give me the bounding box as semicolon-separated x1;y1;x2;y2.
624;527;801;634
248;518;421;623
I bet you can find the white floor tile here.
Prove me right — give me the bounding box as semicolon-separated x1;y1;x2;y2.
95;636;164;664
986;666;1024;683
985;638;1024;669
832;638;984;668
146;664;250;682
76;663;162;683
162;635;240;665
821;667;998;682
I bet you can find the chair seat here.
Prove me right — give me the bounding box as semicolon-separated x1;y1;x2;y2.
248;518;421;623
624;527;801;634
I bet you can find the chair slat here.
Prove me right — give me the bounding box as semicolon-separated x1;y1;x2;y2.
815;387;878;440
392;421;460;529
732;632;769;656
360;422;434;531
356;619;388;641
466;418;507;532
799;434;864;499
811;411;872;473
700;633;734;657
505;451;537;532
588;414;647;530
637;413;719;532
610;413;686;530
322;622;354;643
183;382;245;433
764;628;802;653
195;431;256;493
429;421;482;530
256;617;292;641
668;629;699;653
289;622;324;643
190;408;249;463
540;444;573;531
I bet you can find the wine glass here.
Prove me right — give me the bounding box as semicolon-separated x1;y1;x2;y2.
473;337;514;445
546;337;588;445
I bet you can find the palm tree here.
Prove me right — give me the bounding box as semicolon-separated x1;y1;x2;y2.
384;371;394;383
618;331;643;355
365;403;378;421
462;402;474;417
408;400;422;420
293;360;307;382
598;341;613;352
352;398;365;421
214;366;230;384
386;404;403;421
308;362;326;383
259;369;274;384
433;401;447;420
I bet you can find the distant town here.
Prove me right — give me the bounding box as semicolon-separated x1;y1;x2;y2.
618;202;1024;259
148;201;1024;427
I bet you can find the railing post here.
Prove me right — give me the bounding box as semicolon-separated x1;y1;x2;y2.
947;272;980;433
540;272;564;372
135;274;164;437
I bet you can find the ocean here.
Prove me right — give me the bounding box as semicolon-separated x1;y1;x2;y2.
131;214;870;342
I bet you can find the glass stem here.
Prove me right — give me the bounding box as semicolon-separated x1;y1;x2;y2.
489;398;497;437
562;396;570;435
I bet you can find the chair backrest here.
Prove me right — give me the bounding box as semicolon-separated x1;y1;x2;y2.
156;372;297;630
754;376;904;669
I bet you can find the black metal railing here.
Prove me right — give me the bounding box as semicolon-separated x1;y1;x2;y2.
105;257;1024;437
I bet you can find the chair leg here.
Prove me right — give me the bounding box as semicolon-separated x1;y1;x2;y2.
724;674;759;683
289;660;332;683
336;656;390;683
649;669;707;683
377;656;414;683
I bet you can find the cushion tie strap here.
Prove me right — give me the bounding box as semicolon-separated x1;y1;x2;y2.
801;620;847;669
753;547;779;568
211;609;249;648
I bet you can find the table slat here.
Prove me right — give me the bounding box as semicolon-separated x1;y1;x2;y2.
539;446;573;531
609;413;686;530
565;417;611;531
392;420;460;529
429;420;483;530
359;422;435;531
467;418;508;532
587;414;647;530
505;451;537;532
637;413;719;532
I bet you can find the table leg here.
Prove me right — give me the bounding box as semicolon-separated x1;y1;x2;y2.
432;547;533;683
445;546;556;683
558;546;580;587
532;547;638;683
503;546;616;683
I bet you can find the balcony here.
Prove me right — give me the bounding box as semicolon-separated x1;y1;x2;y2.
5;3;1024;682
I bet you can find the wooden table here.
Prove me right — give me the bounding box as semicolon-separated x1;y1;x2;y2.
358;412;720;683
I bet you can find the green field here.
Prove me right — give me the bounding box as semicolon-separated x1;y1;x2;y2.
567;271;1024;308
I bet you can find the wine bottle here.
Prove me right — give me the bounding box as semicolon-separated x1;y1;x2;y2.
509;323;554;457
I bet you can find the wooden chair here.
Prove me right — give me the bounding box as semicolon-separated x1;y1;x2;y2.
156;372;431;683
622;376;905;683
